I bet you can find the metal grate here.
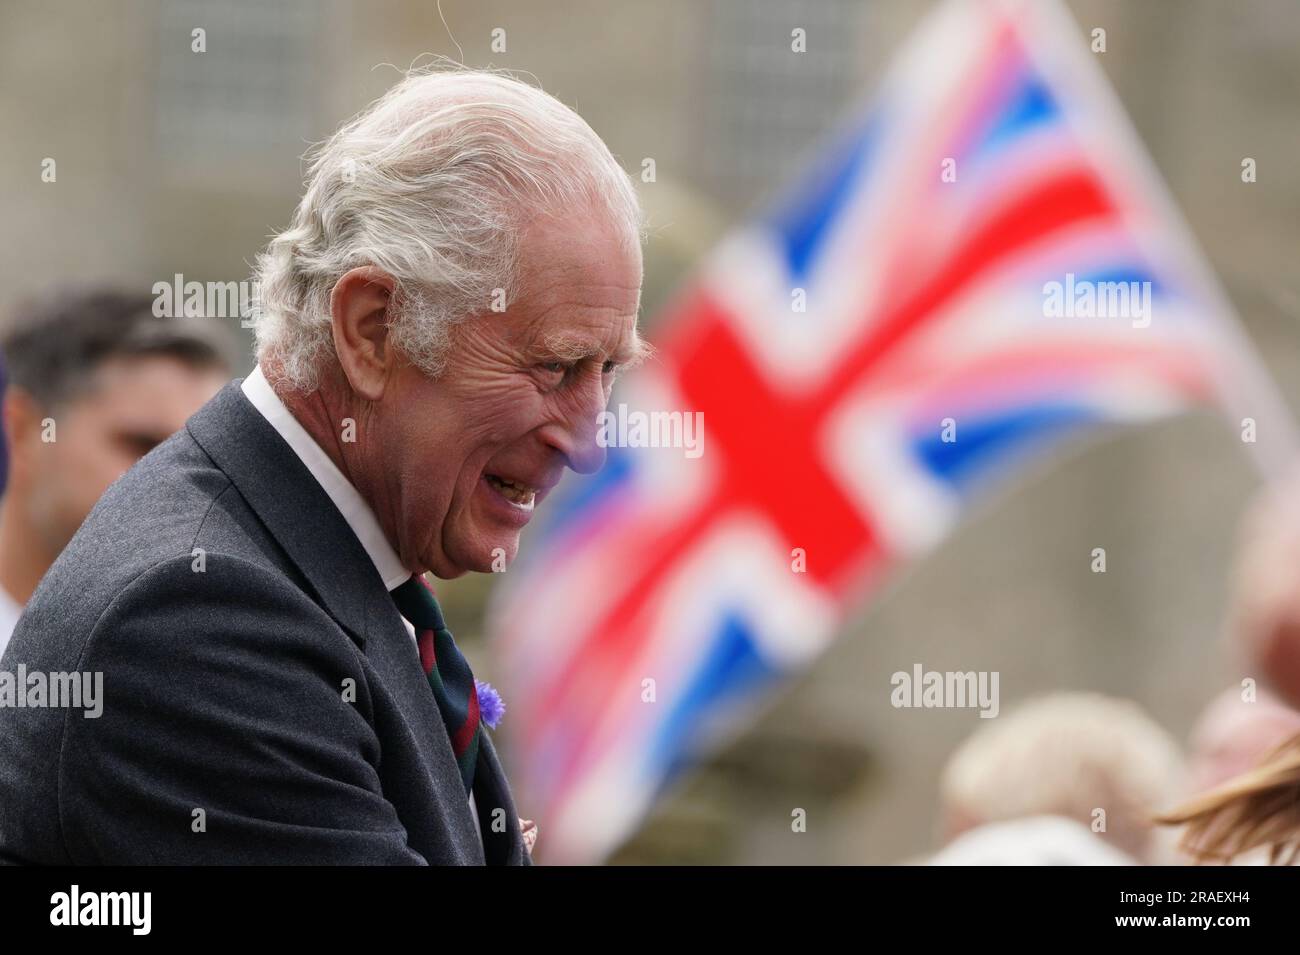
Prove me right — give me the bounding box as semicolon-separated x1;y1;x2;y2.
701;0;864;208
154;0;320;160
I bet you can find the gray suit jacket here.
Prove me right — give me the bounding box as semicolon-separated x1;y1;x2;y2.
0;380;531;865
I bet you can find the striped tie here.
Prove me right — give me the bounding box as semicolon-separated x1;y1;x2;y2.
390;575;480;794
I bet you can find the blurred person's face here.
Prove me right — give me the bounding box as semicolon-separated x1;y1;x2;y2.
6;354;226;555
1230;467;1300;711
1189;705;1300;792
324;207;643;580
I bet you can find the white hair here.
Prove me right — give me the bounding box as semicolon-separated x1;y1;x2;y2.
252;67;643;392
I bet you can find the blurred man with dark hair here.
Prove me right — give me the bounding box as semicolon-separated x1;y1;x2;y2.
0;289;234;656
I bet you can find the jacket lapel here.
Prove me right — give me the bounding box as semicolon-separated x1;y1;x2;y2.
473;731;530;865
186;381;385;647
187;381;486;863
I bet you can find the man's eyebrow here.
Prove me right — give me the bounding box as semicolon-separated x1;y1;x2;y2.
540;330;655;368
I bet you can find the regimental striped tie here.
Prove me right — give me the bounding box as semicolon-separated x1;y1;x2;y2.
390;575;481;795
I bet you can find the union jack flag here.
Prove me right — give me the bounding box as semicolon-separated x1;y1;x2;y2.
488;0;1294;863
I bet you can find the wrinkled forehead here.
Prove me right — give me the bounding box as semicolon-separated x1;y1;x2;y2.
505;209;646;359
515;203;643;285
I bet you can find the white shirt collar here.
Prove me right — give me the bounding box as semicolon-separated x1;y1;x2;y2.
241;365;410;592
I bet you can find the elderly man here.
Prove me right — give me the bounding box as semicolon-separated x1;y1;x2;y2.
0;70;644;865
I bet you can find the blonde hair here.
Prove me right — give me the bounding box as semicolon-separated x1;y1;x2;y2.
1157;730;1300;865
940;693;1184;860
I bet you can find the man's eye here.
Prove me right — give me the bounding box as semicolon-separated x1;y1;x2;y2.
602;360;618;375
539;361;568;375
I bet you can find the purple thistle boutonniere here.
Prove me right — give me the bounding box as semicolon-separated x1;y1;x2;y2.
476;680;505;730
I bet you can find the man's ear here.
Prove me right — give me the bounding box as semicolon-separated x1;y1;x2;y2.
330;267;398;402
2;386;45;483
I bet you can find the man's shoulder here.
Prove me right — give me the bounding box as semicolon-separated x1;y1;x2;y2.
85;427;236;555
11;429;301;668
12;547;333;686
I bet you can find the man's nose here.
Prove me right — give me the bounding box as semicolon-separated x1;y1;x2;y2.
543;379;609;475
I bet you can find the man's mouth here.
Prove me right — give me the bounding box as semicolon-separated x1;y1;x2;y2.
485;473;537;509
